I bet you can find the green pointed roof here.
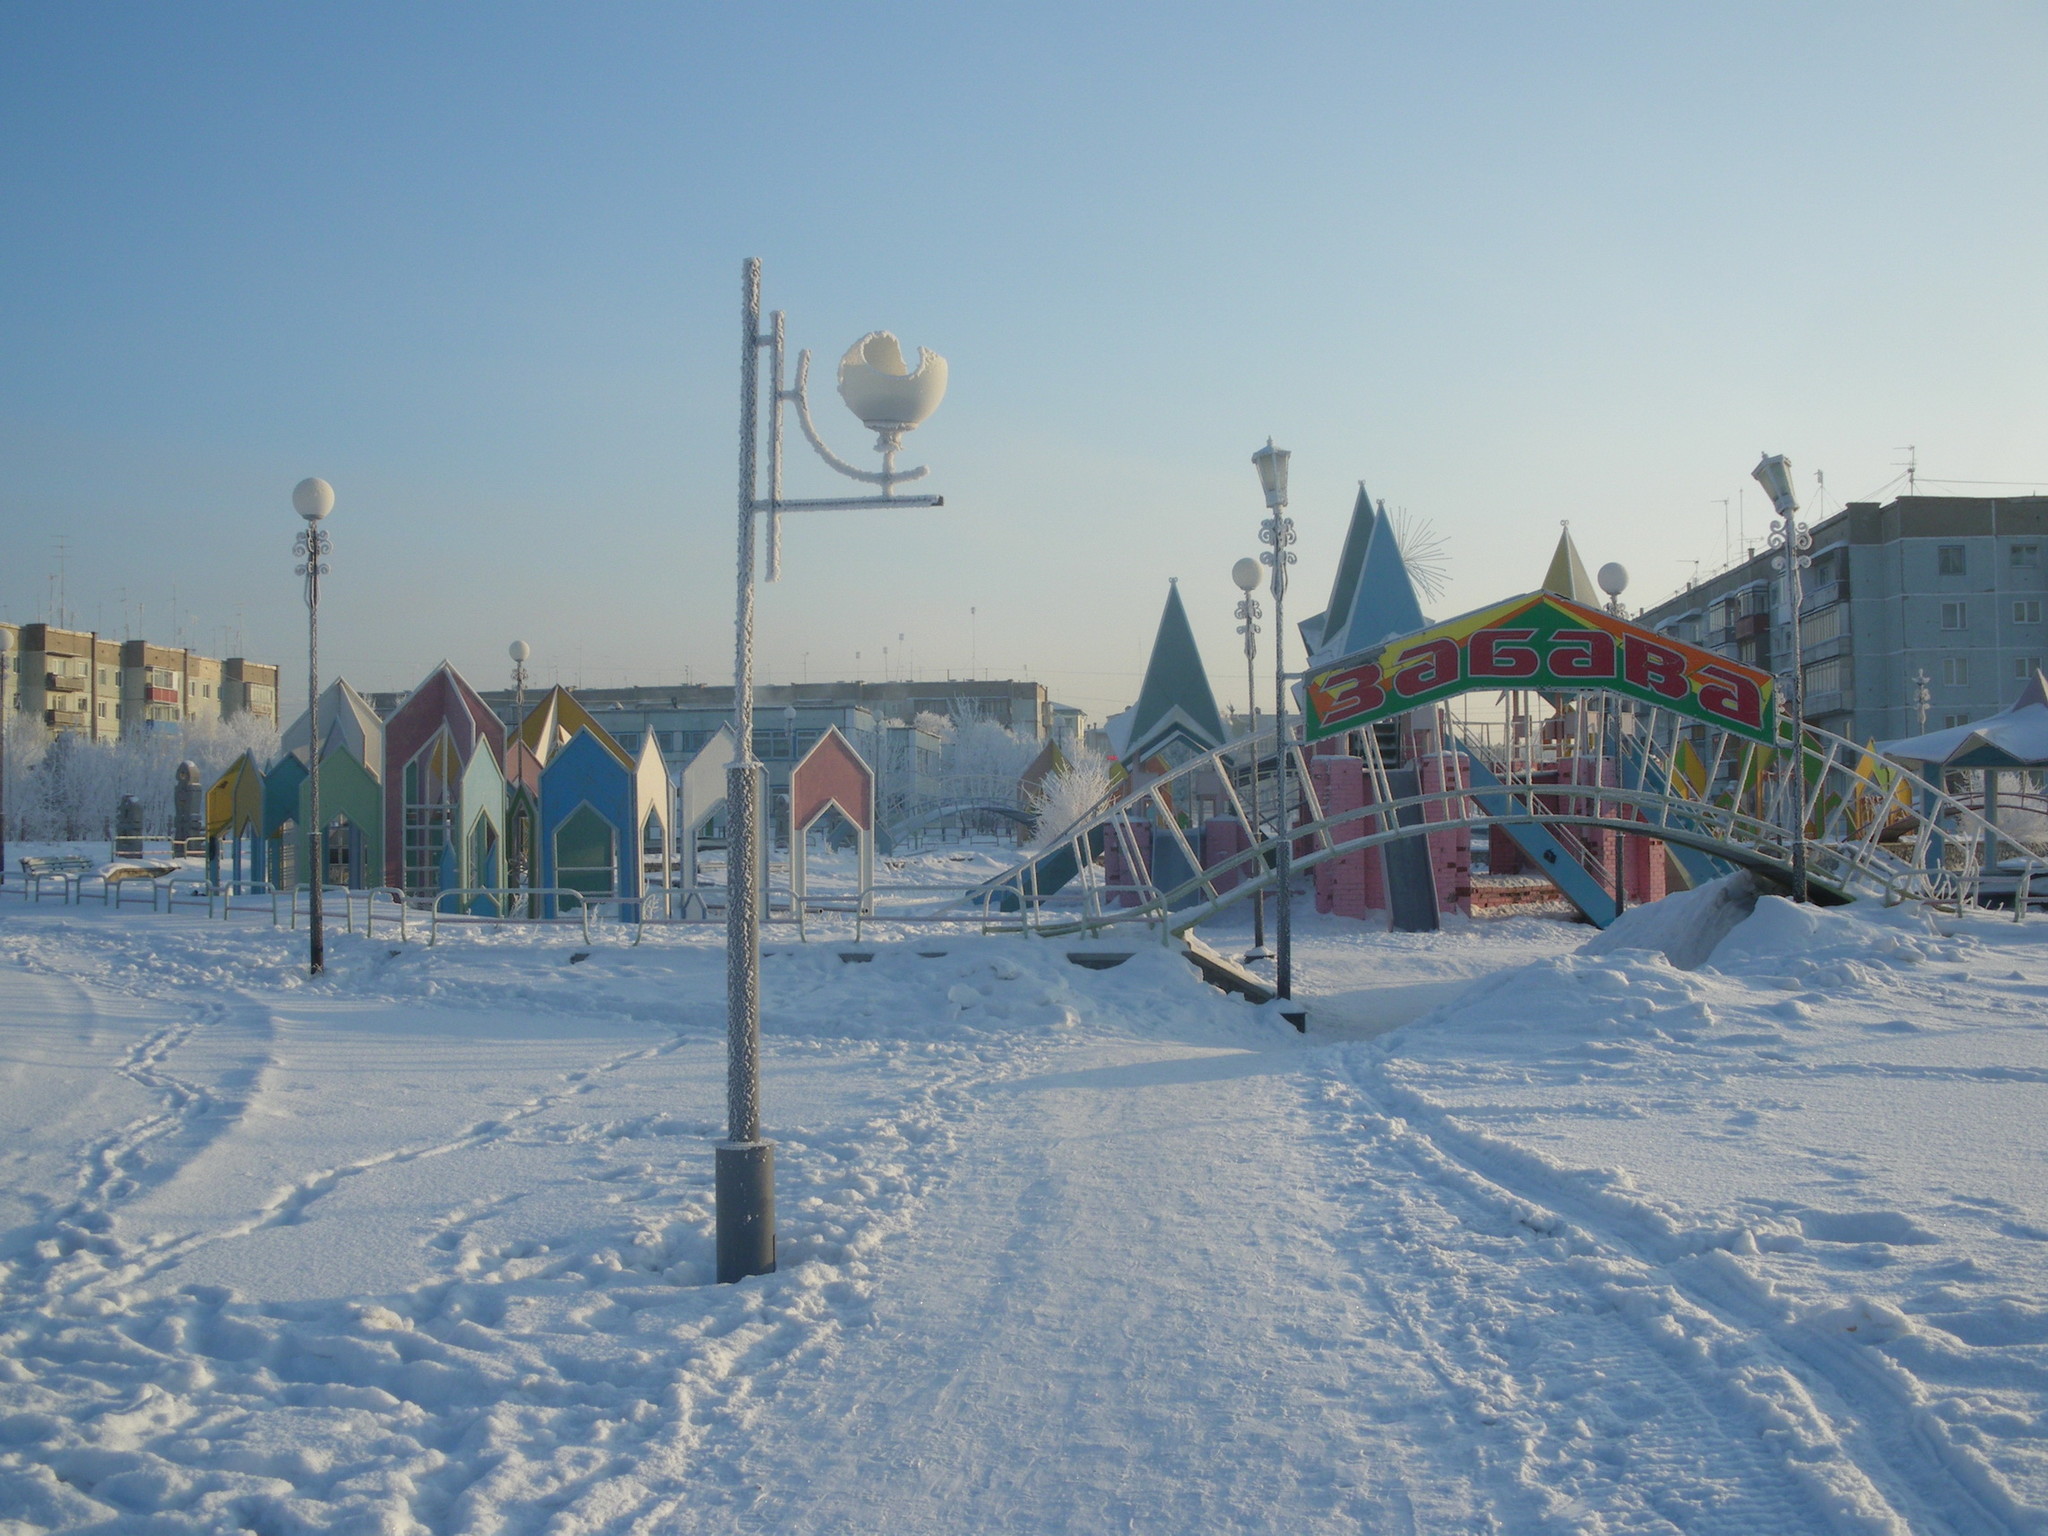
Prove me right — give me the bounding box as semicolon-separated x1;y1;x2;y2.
1109;581;1227;763
1311;499;1428;663
1543;527;1599;605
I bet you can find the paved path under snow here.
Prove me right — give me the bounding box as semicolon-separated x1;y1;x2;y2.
673;1034;1845;1535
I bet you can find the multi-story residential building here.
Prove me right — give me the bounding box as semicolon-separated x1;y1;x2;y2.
1635;494;2048;745
0;622;280;739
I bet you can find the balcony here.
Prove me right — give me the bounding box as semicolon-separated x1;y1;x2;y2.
1735;613;1770;640
43;671;85;693
144;685;179;704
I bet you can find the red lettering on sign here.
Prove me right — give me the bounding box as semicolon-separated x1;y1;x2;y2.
1393;637;1461;698
1548;627;1618;680
1695;662;1764;731
1311;662;1385;727
1623;634;1691;700
1470;627;1539;679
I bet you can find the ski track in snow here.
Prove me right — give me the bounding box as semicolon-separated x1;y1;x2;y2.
2;898;2048;1531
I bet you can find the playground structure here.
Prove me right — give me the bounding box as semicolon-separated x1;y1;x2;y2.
13;488;2046;949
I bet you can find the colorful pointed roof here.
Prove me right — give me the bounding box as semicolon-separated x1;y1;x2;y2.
1542;527;1599;606
1308;498;1428;666
1106;581;1228;764
280;678;385;781
515;685;631;769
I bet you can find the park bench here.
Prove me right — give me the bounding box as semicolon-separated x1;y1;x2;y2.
19;854;94;903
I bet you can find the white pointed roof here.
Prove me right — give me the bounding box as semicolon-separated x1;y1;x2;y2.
280;678;385;782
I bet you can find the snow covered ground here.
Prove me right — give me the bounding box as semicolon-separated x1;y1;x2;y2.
3;878;2048;1534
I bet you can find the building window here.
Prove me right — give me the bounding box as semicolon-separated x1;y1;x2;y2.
1944;714;1969;729
1941;602;1967;630
1800;606;1844;647
402;729;462;897
2016;600;2041;625
2013;545;2040;568
1803;657;1848;696
2016;657;2043;681
1938;545;1966;576
1943;656;1970;687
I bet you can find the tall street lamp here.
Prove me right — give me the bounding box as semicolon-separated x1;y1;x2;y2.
1597;562;1630;919
722;258;947;1283
1753;452;1811;904
1252;439;1298;1011
293;477;335;974
0;627;11;886
1230;556;1267;959
510;639;531;714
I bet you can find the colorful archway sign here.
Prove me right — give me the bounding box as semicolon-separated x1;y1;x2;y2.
1302;591;1778;746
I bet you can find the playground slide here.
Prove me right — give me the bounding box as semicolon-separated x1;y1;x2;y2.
1616;737;1734;891
1381;768;1441;933
1454;745;1618;930
983;827;1109;913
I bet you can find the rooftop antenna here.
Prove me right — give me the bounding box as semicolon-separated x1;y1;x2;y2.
1713;498;1730;568
1678;558;1702;587
1895;446;1917;495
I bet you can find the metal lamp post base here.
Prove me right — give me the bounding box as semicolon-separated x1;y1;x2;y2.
716;1140;777;1283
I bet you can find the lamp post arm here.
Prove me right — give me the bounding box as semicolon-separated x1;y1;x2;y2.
785;349;932;492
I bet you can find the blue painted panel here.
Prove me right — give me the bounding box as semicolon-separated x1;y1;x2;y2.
539;729;638;919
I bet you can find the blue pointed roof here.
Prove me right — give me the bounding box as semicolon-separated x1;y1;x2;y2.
1300;483;1378;654
1309;498;1428;664
1107;581;1228;764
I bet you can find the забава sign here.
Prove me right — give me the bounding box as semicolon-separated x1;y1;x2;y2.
1302;591;1776;746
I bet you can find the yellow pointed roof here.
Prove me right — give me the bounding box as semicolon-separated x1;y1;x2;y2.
514;685;631;768
1542;526;1599;605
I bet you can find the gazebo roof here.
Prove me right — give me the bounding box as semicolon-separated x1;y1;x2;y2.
1880;671;2048;769
1105;581;1227;764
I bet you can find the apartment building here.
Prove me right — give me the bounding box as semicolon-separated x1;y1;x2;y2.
1635;494;2048;745
0;622;281;739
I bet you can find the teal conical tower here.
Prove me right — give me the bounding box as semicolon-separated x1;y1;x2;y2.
1107;581;1228;765
1308;491;1428;665
1300;483;1377;655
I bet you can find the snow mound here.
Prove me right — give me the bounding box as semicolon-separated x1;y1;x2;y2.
1707;893;1937;979
1579;871;1761;970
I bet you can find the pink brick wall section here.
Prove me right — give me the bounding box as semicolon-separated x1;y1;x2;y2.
1099;819;1152;907
1309;756;1388;919
1415;749;1473;917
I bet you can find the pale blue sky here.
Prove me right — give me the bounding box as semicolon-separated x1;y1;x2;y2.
3;3;2045;721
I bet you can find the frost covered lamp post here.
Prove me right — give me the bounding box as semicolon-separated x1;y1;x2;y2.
1753;452;1811;905
293;477;335;976
510;640;530;714
721;258;947;1283
1597;563;1630;918
0;627;10;886
1231;556;1267;959
1252;440;1298;1008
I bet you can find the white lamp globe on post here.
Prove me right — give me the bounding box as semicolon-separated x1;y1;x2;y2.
509;639;531;713
1752;452;1810;905
1230;557;1267;959
1597;562;1629;616
1251;439;1300;1019
292;477;335;977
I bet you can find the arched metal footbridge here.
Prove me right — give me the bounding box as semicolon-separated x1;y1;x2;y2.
917;592;2044;940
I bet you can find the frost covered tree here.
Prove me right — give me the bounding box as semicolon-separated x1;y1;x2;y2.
1027;745;1114;848
2;715;282;842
